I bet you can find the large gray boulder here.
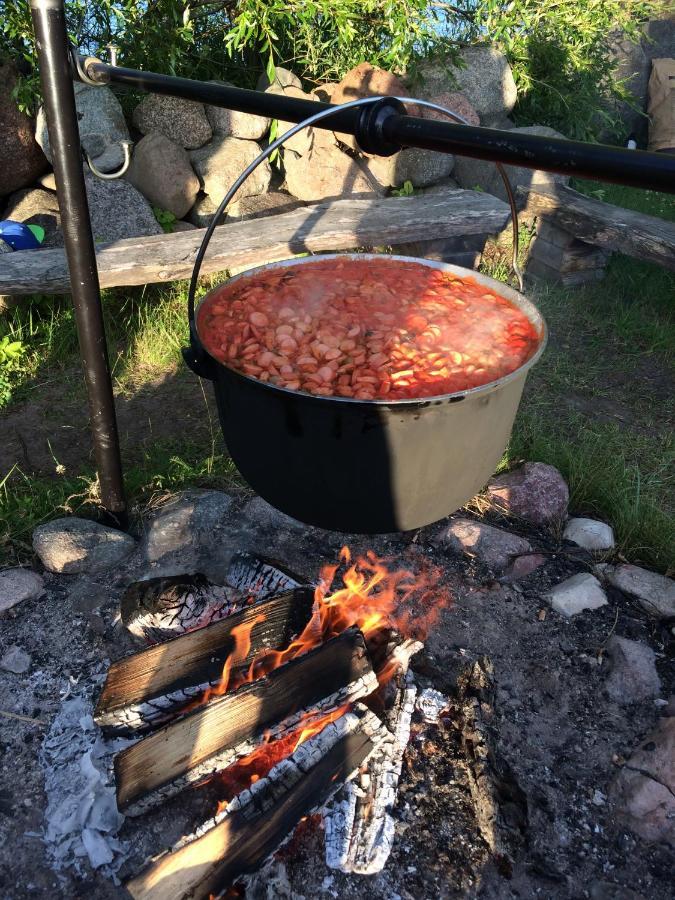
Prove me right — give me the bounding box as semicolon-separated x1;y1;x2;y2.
126;133;200;218
33;517;136;574
266;84;319;155
3;176;162;245
283;129;375;202
227;191;305;222
206;82;270;140
454;125;570;201
604;18;675;143
37;82;130;174
256;66;302;93
84;173;163;242
190;136;271;204
137;490;235;572
132;94;212;150
186;193;221;228
0;62;48;196
420;47;517;127
365;145;455;189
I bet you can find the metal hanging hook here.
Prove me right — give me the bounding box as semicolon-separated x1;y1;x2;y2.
85;140;133;180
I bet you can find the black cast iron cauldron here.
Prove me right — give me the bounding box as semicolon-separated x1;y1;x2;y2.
185;253;547;534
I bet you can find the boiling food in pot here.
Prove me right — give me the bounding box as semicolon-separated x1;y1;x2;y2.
197;257;539;400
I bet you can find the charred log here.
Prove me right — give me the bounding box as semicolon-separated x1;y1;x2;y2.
115;627;377;817
456;657;528;870
121;554;303;644
125;706;384;900
95;588;314;736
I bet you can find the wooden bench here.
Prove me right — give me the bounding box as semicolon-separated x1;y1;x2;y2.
520;185;675;285
0;191;511;297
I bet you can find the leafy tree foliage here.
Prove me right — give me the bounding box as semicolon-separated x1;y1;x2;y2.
450;0;659;139
1;0;447;111
1;0;659;139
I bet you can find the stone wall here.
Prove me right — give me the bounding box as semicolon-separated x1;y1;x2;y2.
2;31;670;259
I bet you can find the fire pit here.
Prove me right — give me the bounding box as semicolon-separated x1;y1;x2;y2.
92;548;452;897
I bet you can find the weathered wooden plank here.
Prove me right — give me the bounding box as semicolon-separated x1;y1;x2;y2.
520;185;675;271
0;191;510;296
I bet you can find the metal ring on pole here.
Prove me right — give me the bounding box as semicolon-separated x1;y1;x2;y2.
85;140;133;180
187;95;522;324
69;43;105;86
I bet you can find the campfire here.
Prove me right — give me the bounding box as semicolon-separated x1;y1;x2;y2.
94;548;451;898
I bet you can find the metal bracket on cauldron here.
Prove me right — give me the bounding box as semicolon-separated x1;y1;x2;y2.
182;324;215;381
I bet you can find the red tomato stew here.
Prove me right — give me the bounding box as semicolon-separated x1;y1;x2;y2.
197;257;541;401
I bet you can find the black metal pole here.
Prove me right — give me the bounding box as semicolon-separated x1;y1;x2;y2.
83;57;675;195
31;0;127;527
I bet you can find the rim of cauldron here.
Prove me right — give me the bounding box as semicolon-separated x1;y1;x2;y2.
194;253;548;408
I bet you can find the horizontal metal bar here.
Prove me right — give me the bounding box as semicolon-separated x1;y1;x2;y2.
83;58;675;195
384;117;675;195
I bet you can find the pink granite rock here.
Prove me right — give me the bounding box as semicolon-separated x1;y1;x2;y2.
486;462;569;526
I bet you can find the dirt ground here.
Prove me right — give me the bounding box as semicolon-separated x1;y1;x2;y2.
0;366;213;479
0;497;673;900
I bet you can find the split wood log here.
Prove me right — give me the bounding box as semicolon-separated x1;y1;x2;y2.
125;705;384;900
324;638;421;874
115;627;378;816
1;191;511;296
519;185;675;271
121;553;303;644
456;657;528;870
95;587;314;736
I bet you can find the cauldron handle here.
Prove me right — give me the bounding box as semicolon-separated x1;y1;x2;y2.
184;95;521;376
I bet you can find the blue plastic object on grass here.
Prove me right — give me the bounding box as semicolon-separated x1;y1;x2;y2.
0;220;46;251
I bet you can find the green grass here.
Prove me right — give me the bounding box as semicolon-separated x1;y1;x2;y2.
481;179;674;571
1;184;673;571
0;439;242;565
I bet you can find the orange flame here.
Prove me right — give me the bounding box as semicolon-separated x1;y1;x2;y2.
206;547;451;821
199;546;449;703
213;703;351;813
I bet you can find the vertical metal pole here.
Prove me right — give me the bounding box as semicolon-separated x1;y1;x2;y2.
30;0;127;527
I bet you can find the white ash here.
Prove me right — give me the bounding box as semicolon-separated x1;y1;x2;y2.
123;668;379;817
39;691;132;881
96;676;221;735
324;640;422;875
124;580;240;644
324;672;417;874
416;687;450;724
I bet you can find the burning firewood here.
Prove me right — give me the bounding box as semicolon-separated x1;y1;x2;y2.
323;638;421;874
95;588;315;736
121;553;303;644
125;705;385;900
115;627;377;817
